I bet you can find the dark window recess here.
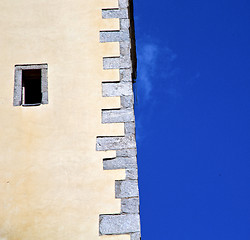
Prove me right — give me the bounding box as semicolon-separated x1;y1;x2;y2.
22;69;42;105
13;64;48;106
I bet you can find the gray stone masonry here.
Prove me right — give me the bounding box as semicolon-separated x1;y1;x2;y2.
119;0;129;8
116;148;137;158
121;198;140;213
41;67;48;104
13;68;22;106
102;109;135;123
115;180;139;198
100;214;140;235
125;122;135;135
103;56;132;70
100;30;130;43
131;232;141;240
126;168;138;180
103;157;137;170
121;95;134;109
120;19;130;30
103;57;120;69
102;82;132;97
120;42;131;59
120;69;133;82
102;9;128;19
98;0;140;239
96;136;136;151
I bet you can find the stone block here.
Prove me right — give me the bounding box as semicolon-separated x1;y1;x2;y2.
119;0;129;8
103;157;137;170
99;214;140;235
119;30;131;42
120;41;131;57
100;31;120;42
103;56;131;70
102;82;132;97
120;19;130;30
120;55;132;69
121;95;134;108
120;69;132;82
102;109;135;123
116;148;137;157
100;30;130;43
115;180;139;198
103;57;120;69
13;68;22;106
124;122;135;134
121;198;139;214
130;232;141;240
102;9;128;19
126;168;138;180
96;136;136;151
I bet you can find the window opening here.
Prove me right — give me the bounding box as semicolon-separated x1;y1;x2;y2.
13;64;48;106
22;69;42;105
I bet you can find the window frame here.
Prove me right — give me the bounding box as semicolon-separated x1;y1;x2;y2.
13;64;48;106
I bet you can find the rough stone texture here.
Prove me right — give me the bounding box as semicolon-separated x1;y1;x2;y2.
126;168;138;180
120;69;133;82
116;148;137;158
121;95;134;108
103;157;137;170
119;0;129;8
130;232;141;240
100;30;130;43
42;91;48;104
103;57;120;69
115;180;139;198
102;9;128;19
13;68;22;106
100;214;140;235
102;82;132;97
120;41;131;57
121;198;139;213
120;55;132;68
100;31;120;42
99;0;140;238
96;136;136;151
102;109;134;123
118;30;131;42
125;122;135;135
120;19;130;30
103;56;131;70
41;67;48;104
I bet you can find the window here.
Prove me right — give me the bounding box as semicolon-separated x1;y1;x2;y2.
22;69;42;105
13;64;48;106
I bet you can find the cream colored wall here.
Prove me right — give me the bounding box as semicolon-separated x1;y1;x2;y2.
0;0;129;239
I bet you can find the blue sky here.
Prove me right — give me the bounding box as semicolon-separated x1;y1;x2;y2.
133;0;250;239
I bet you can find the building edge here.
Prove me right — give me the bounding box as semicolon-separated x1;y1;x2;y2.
98;0;141;239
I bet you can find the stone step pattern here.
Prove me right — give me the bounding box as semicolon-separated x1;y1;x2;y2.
97;0;141;239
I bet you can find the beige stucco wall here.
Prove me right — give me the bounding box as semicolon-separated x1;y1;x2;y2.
0;0;129;239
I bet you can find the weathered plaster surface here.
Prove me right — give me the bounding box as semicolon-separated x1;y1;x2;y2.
0;0;140;239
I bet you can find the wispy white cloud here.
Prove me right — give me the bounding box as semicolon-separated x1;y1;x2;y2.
135;39;180;140
137;43;159;100
137;40;180;101
135;38;201;140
